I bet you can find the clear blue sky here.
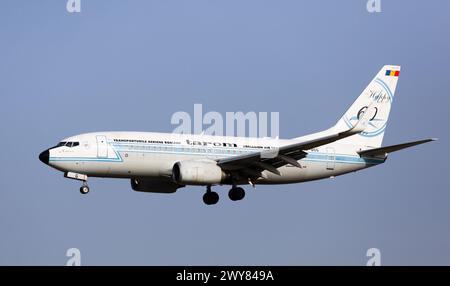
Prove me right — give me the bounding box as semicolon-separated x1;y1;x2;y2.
0;1;449;265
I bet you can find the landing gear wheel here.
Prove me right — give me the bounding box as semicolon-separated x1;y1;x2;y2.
80;185;90;195
203;191;219;205
228;187;245;201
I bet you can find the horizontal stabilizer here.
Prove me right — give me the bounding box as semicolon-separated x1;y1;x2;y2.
358;138;436;157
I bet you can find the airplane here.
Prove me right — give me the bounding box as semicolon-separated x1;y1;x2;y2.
39;65;435;205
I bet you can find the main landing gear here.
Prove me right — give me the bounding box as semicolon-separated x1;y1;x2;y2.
202;185;246;205
203;186;219;205
228;186;245;201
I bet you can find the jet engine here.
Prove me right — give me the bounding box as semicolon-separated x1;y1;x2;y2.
172;160;226;185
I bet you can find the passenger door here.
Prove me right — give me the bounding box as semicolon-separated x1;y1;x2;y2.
326;147;335;170
96;135;108;158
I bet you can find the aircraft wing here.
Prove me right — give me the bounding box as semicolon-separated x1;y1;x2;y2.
217;111;371;177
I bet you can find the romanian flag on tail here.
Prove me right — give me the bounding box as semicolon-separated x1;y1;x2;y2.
385;70;400;77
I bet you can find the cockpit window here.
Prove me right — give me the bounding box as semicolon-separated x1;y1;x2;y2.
56;141;79;148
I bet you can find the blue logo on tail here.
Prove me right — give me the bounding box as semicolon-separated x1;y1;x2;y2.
343;78;393;137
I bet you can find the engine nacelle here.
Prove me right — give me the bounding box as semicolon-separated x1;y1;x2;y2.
172;160;226;185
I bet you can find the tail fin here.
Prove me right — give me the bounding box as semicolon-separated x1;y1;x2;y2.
334;65;401;148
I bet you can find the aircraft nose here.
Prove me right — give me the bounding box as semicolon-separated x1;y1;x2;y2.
39;149;50;165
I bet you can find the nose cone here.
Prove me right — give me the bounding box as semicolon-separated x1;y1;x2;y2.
39;149;50;165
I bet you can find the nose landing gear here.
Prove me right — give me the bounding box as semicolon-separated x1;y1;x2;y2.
80;185;90;194
64;172;90;195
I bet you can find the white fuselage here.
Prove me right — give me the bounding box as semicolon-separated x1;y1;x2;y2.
44;131;384;185
39;65;433;205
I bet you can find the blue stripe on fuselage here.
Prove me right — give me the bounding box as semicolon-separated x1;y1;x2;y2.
49;142;383;165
